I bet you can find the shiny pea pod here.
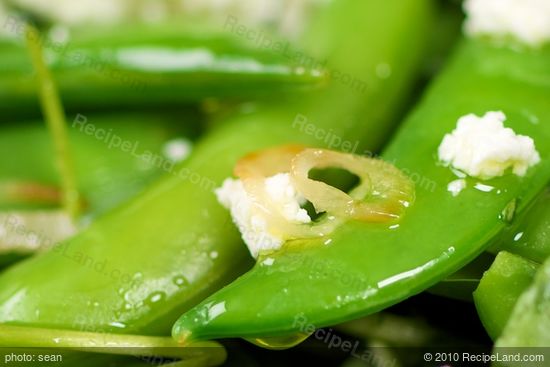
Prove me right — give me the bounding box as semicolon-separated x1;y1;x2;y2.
495;255;550;351
0;113;197;267
431;188;550;303
0;324;227;367
473;251;538;341
0;24;324;119
489;189;550;263
473;189;550;341
0;113;199;215
172;39;550;343
0;0;436;340
427;252;494;302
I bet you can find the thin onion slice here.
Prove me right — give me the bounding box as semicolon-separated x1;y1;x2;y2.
235;145;329;238
234;144;306;179
291;149;414;223
232;145;414;242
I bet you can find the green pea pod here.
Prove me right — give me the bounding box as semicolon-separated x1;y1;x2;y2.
0;0;436;341
430;188;549;303
489;189;550;263
0;114;198;268
473;251;538;341
429;188;550;303
172;40;550;342
0;324;227;367
495;255;550;352
0;23;324;119
428;252;494;302
0;113;199;216
473;189;550;341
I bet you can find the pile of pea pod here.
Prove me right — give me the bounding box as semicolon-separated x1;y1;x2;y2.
0;0;549;366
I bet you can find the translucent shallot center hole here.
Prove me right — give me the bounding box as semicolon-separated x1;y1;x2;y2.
303;167;360;220
308;167;360;193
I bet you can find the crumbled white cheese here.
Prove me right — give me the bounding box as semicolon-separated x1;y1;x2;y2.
438;111;540;180
261;257;275;266
447;179;467;197
264;174;311;223
215;173;310;258
2;0;318;33
12;0;129;25
464;0;550;47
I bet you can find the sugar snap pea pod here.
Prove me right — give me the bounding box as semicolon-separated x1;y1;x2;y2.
0;325;226;367
0;23;324;119
172;37;550;342
489;189;550;263
0;114;197;267
0;113;198;215
427;252;494;302
436;188;549;304
495;254;550;351
0;0;436;343
473;251;538;341
474;191;550;341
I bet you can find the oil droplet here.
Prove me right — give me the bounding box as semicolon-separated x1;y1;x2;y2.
209;251;219;259
109;321;126;329
162;138;192;163
514;232;524;241
474;183;495;193
451;167;467;178
500;199;517;224
245;333;312;350
206;301;226;321
173;275;189;288
147;291;166;304
124;303;132;310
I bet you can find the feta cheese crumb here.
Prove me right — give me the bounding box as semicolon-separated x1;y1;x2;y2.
215;173;310;258
464;0;550;47
264;173;311;223
438;111;540;180
261;257;275;266
447;179;467;197
12;0;129;25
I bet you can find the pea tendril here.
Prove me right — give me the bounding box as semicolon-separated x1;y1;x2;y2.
25;24;80;219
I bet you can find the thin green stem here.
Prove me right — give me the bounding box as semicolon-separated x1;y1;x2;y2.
25;24;80;219
0;325;226;366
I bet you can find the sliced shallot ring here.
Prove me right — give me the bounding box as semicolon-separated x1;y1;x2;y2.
234;144;306;180
291;148;414;223
234;145;337;238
